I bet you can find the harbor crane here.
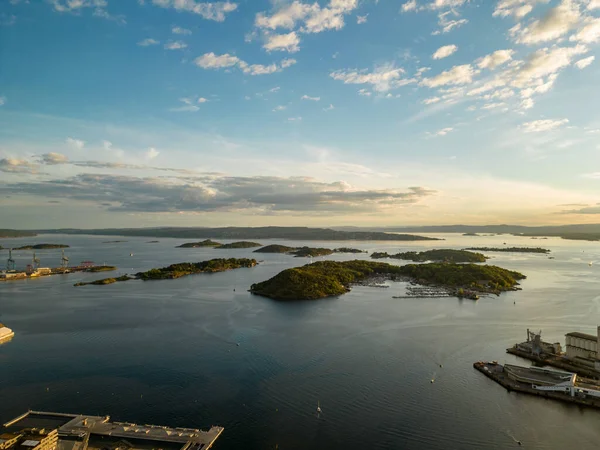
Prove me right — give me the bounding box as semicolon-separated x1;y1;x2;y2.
60;249;69;269
7;249;16;271
32;251;40;270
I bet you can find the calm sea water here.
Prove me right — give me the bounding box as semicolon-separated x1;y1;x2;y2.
1;233;600;449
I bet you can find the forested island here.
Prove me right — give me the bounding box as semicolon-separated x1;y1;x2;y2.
136;258;257;280
250;260;525;300
334;247;367;253
254;244;296;253
75;275;132;287
13;244;70;250
371;249;487;263
464;247;550;254
291;247;334;257
35;226;439;241
86;265;117;273
177;240;222;248
216;241;262;249
75;258;257;286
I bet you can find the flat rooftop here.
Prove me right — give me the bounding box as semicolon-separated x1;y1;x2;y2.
504;364;574;385
566;331;597;341
3;412;223;450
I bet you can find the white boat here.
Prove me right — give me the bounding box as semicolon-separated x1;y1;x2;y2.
0;324;15;343
316;401;322;414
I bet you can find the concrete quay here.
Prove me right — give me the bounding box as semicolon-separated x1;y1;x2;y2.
474;361;600;410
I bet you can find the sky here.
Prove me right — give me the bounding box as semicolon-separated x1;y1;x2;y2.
1;0;600;229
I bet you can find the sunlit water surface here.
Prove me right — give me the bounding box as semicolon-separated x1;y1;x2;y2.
1;233;600;450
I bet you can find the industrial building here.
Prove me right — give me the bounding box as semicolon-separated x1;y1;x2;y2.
2;412;223;450
565;327;600;371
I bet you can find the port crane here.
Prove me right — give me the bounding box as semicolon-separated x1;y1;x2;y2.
32;251;40;270
7;249;16;271
60;249;69;269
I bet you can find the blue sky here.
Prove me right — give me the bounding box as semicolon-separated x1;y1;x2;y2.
1;0;600;228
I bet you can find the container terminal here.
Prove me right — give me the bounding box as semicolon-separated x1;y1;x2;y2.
0;249;113;282
507;327;600;379
1;411;223;450
474;361;600;409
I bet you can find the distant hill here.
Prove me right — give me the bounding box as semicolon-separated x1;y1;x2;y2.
0;229;37;238
335;224;600;242
32;227;439;241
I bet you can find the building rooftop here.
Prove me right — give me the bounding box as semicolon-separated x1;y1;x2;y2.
505;364;575;385
566;331;597;341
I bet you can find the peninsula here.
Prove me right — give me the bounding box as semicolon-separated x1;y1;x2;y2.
464;247;550;254
74;275;132;287
0;229;37;238
250;260;524;300
12;243;69;250
371;249;487;263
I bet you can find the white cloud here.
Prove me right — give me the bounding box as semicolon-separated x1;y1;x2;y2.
570;16;600;43
149;0;238;22
66;137;85;150
357;14;368;24
510;0;581;45
494;0;549;19
422;97;441;104
520;98;535;109
432;44;458;59
0;96;5;106
273;105;287;111
511;45;588;88
481;102;506;110
138;38;160;46
255;0;358;36
194;52;296;75
432;10;468;35
421;64;477;88
164;40;187;50
170;96;207;112
432;127;454;136
477;49;514;69
358;89;372;96
41;152;69;165
146;147;159;159
521;118;569;132
575;55;595;68
323;104;335;111
288;116;302;121
330;65;412;92
172;26;192;35
269;87;281;92
263;31;301;53
301;95;321;101
50;0;125;23
589;0;600;9
401;0;417;12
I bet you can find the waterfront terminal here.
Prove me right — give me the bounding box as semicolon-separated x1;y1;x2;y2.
1;411;223;450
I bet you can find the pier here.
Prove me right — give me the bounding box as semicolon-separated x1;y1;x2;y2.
473;361;600;410
2;411;223;450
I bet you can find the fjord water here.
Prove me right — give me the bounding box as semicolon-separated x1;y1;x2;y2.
1;234;600;450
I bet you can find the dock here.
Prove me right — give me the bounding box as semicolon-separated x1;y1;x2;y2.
0;265;116;282
2;411;223;450
474;361;600;410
